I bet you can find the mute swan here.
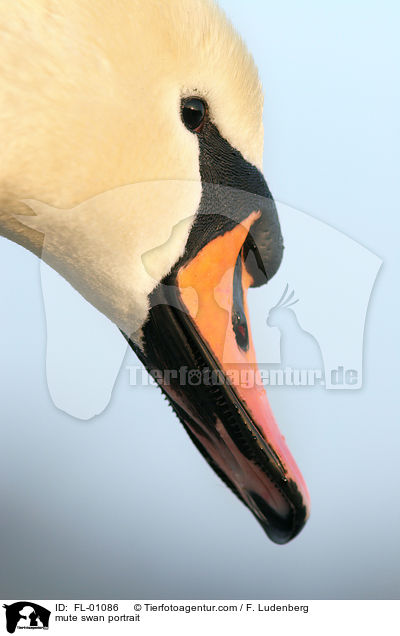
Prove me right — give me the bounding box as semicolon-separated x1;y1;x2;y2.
0;0;310;543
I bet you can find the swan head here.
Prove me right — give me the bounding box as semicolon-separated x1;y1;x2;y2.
2;0;310;542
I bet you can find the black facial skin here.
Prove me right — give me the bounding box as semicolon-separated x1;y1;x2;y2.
123;98;308;543
176;98;283;285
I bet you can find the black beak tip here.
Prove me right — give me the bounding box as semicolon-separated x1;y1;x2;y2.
249;490;309;545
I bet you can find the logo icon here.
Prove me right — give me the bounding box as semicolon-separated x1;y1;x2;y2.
2;603;50;633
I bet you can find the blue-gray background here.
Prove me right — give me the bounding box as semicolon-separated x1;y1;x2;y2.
1;0;399;599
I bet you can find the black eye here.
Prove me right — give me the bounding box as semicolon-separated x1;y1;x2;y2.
181;97;207;132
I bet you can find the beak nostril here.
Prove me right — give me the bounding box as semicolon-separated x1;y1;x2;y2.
232;251;249;352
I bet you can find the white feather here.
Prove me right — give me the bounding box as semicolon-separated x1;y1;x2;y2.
0;0;264;335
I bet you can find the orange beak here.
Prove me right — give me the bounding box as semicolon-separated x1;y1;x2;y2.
174;211;310;542
128;208;310;543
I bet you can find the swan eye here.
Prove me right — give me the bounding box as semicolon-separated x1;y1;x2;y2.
181;97;207;132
